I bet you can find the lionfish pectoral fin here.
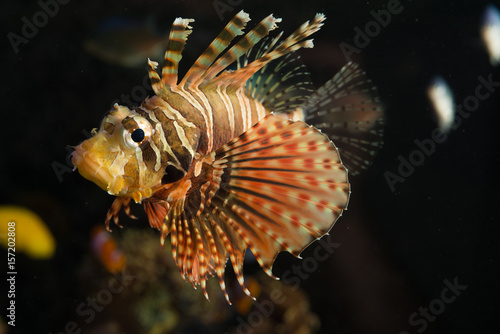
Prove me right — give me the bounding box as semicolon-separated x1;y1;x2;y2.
194;114;349;300
303;62;385;175
160;114;349;303
143;201;169;231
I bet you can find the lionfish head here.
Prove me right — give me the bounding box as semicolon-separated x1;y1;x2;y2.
71;104;163;202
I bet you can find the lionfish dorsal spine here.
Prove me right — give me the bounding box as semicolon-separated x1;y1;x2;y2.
179;10;251;88
146;59;162;95
162;18;195;86
146;18;194;95
199;14;282;85
210;13;326;89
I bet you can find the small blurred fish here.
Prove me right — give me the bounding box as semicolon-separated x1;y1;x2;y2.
232;276;261;316
91;225;126;273
427;76;455;134
481;4;500;66
84;17;169;68
0;205;55;259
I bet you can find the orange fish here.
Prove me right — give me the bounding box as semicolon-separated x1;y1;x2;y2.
71;11;383;303
91;225;126;273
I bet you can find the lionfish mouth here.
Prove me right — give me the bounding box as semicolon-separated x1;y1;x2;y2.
71;142;122;195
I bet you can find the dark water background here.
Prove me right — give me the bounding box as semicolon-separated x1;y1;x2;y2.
1;0;499;333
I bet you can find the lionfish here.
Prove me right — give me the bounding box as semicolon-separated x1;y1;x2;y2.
71;10;383;303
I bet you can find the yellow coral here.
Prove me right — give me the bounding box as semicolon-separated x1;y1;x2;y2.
0;205;55;259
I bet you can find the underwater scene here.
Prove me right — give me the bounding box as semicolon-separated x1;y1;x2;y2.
1;0;499;333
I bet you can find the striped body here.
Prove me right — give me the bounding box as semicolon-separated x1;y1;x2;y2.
72;10;384;303
141;86;268;157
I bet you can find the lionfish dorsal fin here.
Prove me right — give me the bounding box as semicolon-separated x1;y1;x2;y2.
200;14;282;84
162;18;195;86
146;59;162;94
236;36;315;114
147;17;194;95
212;13;326;90
178;10;251;88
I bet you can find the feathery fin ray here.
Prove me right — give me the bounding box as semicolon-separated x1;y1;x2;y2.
237;36;315;113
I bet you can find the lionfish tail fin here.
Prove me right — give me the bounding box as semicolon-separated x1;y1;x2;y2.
303;62;385;175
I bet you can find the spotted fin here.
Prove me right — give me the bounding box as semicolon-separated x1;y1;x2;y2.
144;114;349;303
303;62;384;175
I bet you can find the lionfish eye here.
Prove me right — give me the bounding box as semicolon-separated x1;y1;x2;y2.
131;129;145;143
121;116;152;149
